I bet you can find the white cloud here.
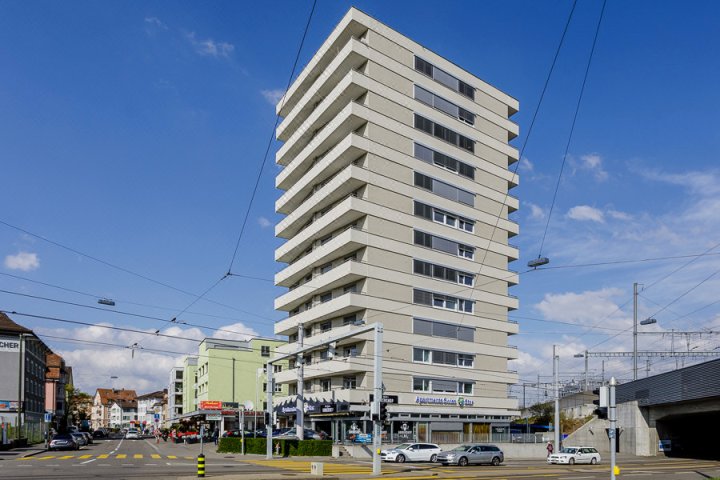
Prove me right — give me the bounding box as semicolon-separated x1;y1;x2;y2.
257;217;272;228
607;209;632;221
185;31;234;58
579;153;608;182
261;89;285;106
37;320;259;393
519;158;534;172
526;202;545;220
4;252;40;271
567;205;605;223
144;16;168;30
534;287;627;329
641;169;720;197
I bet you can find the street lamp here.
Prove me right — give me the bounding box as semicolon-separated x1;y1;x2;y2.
574;352;589;391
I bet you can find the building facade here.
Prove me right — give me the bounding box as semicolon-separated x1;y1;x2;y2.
181;356;198;416
109;399;138;429
44;353;69;429
91;388;137;430
0;313;51;429
166;367;183;424
137;390;166;432
195;337;287;431
272;8;520;443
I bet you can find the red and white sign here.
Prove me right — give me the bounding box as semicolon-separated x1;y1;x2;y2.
199;401;222;410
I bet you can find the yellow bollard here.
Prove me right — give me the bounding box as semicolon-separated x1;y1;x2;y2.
614;465;621;475
197;453;205;478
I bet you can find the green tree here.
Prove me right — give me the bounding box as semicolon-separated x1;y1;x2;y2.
64;385;92;427
527;401;554;424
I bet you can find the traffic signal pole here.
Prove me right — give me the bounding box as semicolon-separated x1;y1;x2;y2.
372;323;383;476
609;377;617;480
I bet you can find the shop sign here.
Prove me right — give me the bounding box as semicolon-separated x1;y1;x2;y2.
222;402;239;409
398;422;413;439
0;400;19;411
414;396;474;407
206;414;222;421
0;337;20;353
369;394;399;404
281;406;296;414
320;403;335;414
200;401;222;410
355;433;372;444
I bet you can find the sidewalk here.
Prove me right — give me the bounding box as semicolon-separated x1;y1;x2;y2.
0;444;47;460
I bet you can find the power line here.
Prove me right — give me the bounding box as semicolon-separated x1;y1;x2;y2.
537;0;608;257
226;0;318;274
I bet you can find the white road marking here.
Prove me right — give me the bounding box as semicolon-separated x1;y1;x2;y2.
80;458;97;465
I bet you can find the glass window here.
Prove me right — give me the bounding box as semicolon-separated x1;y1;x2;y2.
261;346;270;357
458;107;475;125
343;376;357;389
413;318;433;336
413;289;433;306
413;348;431;363
320;263;332;274
415;57;433;77
320;292;332;303
414;143;434;163
458;135;474;153
320;321;332;332
413;378;430;392
414;85;434;105
459;382;473;394
414;172;433;191
458;354;474;367
458;81;475;100
343;345;358;357
458;244;474;259
414;230;433;248
342;314;356;325
433;67;459;91
321;379;331;392
414;201;433;220
459;273;474;286
433;379;457;393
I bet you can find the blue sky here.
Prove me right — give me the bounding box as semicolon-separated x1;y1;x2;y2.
2;0;719;399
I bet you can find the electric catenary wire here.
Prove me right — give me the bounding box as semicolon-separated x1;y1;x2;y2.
536;0;608;258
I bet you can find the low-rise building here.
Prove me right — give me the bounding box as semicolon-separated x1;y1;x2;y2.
0;313;51;431
91;388;137;429
137;390;166;431
166;367;183;425
109;399;137;429
44;353;70;429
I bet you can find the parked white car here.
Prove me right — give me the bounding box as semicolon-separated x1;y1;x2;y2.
547;446;601;465
380;443;442;463
125;428;140;440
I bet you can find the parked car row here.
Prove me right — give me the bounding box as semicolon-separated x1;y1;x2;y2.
48;432;93;451
380;443;602;467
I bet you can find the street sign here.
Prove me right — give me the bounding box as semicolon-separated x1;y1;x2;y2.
44;413;52;423
607;428;615;439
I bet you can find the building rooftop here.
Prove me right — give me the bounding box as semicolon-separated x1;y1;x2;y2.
0;312;33;335
96;388;138;406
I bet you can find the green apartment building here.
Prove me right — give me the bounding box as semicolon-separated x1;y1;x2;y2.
190;337;287;432
181;355;198;416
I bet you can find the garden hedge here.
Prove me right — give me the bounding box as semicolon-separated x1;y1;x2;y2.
217;438;332;456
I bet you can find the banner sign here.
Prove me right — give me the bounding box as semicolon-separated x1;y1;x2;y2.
0;401;19;411
206;414;222;421
0;337;20;353
414;396;474;407
199;401;222;410
369;395;399;404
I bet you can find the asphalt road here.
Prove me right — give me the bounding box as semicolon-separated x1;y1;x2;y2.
3;438;719;479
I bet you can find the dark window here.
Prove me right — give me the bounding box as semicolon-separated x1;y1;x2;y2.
458;80;475;100
261;346;270;357
320;292;332;303
414;201;433;220
414;114;433;134
458;107;475;125
343;314;356;325
458;135;474;153
413;259;432;276
413;289;433;306
415;57;433;76
414;230;432;248
458;162;475;179
414;172;433;190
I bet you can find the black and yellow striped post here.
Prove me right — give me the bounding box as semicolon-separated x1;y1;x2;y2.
197;453;205;478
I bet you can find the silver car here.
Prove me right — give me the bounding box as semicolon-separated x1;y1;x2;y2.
436;444;504;466
380;443;442;463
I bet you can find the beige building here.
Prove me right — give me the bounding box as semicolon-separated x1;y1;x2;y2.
273;7;520;444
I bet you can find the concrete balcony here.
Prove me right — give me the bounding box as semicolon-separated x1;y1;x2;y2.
275;72;368;168
274;292;372;336
277;37;367;141
276;102;367;187
275;226;366;288
274;259;366;312
274;196;367;265
276;165;369;239
273;388;369;407
276;133;366;215
273;356;370;384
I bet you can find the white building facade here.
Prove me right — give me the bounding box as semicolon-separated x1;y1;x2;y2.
272;8;521;444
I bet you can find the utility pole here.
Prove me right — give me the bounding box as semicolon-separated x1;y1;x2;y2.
232;358;236;403
609;377;617;480
372;323;383;476
296;325;304;440
553;345;560;450
265;361;273;459
633;282;638;380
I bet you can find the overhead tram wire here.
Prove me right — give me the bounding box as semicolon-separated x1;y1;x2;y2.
535;0;608;259
166;0;319;321
0;288;272;336
226;0;317;275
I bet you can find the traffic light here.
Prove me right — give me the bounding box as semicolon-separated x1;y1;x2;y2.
592;386;608;419
380;402;390;424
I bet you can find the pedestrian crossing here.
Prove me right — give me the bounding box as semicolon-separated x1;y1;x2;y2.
17;454;197;461
245;459;407;474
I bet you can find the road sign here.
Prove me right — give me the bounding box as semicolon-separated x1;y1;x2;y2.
607;428;615;439
44;413;52;423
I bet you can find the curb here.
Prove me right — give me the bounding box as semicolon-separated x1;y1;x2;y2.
21;448;48;458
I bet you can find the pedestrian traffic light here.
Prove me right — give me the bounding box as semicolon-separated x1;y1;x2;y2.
592;387;608;419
